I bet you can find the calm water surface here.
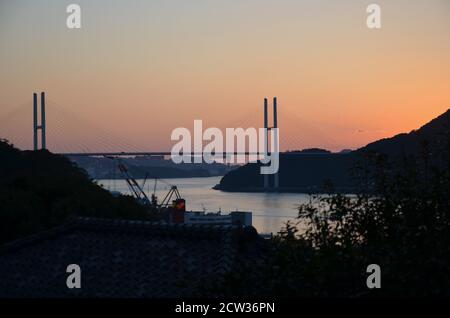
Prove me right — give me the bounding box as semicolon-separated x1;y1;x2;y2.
98;177;311;234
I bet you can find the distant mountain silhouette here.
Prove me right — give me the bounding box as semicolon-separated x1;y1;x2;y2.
216;109;450;193
286;148;331;154
215;153;356;193
358;109;450;156
69;156;234;179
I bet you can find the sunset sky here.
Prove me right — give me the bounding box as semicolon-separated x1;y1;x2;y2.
0;0;449;152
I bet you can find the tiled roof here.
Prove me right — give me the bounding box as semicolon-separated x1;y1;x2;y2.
0;217;266;298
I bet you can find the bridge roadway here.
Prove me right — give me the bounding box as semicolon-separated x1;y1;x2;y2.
59;151;333;157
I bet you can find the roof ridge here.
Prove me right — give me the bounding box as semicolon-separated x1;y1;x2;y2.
72;216;239;232
0;216;244;255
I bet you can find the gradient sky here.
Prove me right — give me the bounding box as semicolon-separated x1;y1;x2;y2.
0;0;449;152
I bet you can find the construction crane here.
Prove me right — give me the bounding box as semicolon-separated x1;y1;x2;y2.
105;156;184;212
117;162;151;206
159;185;182;209
158;185;185;224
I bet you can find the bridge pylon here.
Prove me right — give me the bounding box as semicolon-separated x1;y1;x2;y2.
33;92;46;150
263;97;280;191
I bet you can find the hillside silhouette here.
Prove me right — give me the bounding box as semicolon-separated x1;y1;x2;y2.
217;109;450;193
359;109;450;156
0;140;151;244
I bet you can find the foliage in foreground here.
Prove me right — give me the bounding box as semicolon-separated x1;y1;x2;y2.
221;140;450;297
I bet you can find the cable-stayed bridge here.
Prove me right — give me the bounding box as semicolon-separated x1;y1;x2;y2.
0;92;344;190
0;92;339;158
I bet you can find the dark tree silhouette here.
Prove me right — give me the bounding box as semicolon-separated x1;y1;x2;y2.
0;139;154;244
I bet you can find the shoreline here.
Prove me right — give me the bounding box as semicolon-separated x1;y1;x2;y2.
212;184;359;194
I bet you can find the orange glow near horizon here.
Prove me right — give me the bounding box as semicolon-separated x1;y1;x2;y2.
0;0;449;152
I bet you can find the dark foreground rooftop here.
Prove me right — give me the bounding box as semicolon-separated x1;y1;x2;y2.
0;217;266;298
